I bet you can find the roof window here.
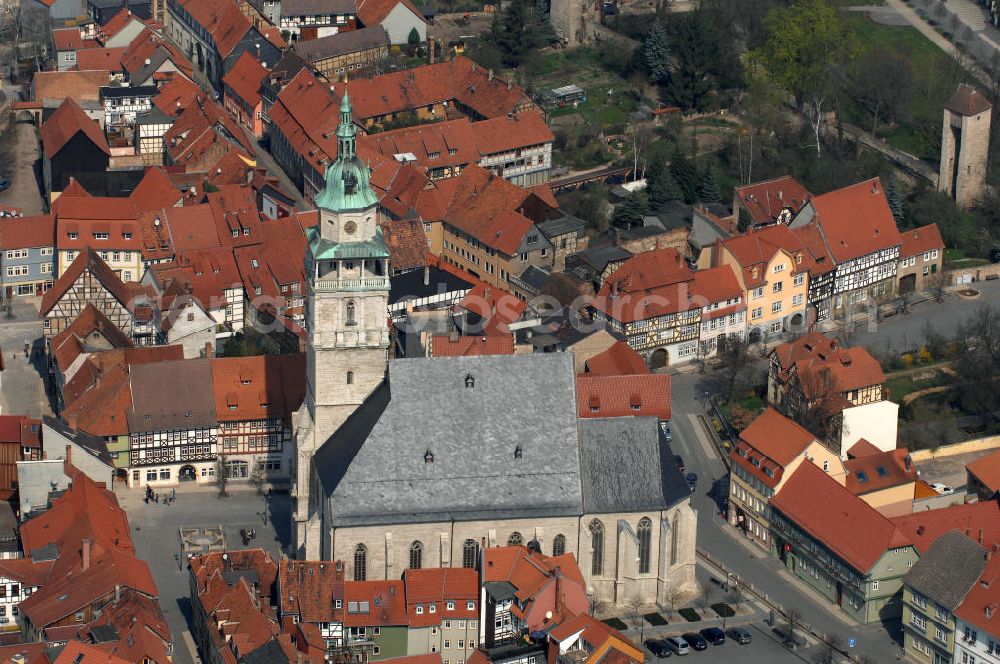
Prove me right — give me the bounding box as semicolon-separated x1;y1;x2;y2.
514;445;522;460
856;471;868;484
424;450;434;464
876;465;889;477
465;374;474;389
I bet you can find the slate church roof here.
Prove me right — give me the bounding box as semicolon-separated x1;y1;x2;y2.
315;353;688;527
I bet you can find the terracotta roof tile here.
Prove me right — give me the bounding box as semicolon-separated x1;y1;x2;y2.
430;334;514;357
174;0;251;57
584;341;649;376
807;178;902;263
844;449;916;495
891;501;1000;553
53;28;95;51
40;247;133;316
735;175;811;225
278;560;345;624
0;214;55;249
770;331;885;397
74;47;126;72
379;217;429;271
954;553;1000;634
210;354;306;422
152;75;203;116
966;449;1000;492
223;51;267;108
403;568;477;627
41;98;110;160
33;70;108;103
576;374;670;420
342;580;407;627
735;406;815;466
771;461;908;573
356;0;425;29
899;223;944;259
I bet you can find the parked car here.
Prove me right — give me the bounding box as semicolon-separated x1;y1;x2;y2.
930;482;955;495
699;627;725;645
644;639;672;658
674;455;685;474
726;627;752;645
681;633;708;651
0;178;9;192
664;636;690;655
686;472;698;493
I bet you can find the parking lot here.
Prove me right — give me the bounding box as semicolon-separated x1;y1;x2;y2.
122;486;290;664
641;622;850;663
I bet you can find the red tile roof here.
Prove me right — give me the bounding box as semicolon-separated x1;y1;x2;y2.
584;341;650;376
715;223;812;288
356;0;425;27
174;0;252;57
40;247;133;317
846;438;883;458
891;501;1000;553
403;568;477;627
98;8;144;42
210;354;306;422
807;178;902;263
771;461;908;573
82;588;172;664
53;28;94;51
967;449;1000;492
954;553;1000;634
729;407;816;491
41;98;110;160
129;167;183;212
483;547;588;628
457;283;527;336
899;223;944;259
0;214;55;249
152;75;203;116
74;47;126;72
430;334;514;357
576;374;670;420
267;68;340;179
548;613;643;664
32;70;108;103
51;642;131;664
223;51;267;108
735;175;812;225
844;449;916;496
341;580;407;627
50;302;134;373
380;217;429;271
770;331;885;397
278;560;345;624
334;56;533;123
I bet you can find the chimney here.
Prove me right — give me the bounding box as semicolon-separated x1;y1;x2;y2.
204;342;214;358
488;69;494;81
82;539;91;571
423;265;430;286
428;36;436;65
65;444;72;465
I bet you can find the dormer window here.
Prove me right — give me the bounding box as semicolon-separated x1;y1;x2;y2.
424;450;434;464
465;374;474;389
514;445;522;460
68;232;78;240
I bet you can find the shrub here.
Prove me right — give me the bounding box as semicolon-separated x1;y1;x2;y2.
710;603;735;618
918;345;933;364
902;353;914;367
602;618;628;630
678;608;700;622
643;612;668;626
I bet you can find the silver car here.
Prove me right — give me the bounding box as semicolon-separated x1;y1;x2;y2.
664;637;690;655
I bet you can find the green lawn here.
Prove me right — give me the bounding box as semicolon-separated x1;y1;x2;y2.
886;369;952;402
840;13;973;159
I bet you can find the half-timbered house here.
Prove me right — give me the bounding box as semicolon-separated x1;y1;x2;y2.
40;248;152;341
210;354;306;486
790;179;902;318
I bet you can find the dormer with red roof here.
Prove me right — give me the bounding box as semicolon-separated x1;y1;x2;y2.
733;175;812;229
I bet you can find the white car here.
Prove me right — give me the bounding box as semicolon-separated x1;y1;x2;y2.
930;482;955;495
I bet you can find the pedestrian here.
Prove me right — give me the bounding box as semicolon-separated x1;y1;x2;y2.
171;488;176;500
154;492;159;503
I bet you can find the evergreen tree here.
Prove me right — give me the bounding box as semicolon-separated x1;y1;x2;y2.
613;191;649;228
646;156;681;208
698;168;722;203
886;177;905;224
737;207;753;233
669;150;700;204
643;21;670;85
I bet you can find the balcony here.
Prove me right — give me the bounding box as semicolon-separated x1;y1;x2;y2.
313;276;390;292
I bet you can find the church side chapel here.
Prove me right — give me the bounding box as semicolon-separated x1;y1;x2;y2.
291;93;697;608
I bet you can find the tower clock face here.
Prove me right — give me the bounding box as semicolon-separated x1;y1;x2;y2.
344;221;358;235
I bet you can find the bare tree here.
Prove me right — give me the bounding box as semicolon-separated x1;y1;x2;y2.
625;119;654;182
715;335;753;403
626;595;646;641
587;592;607;617
927;268;949;303
661;587;682;619
696;579;716;614
216;457;229;498
724;580;743;612
789;366;844;446
784;608;802;644
814;633;843;664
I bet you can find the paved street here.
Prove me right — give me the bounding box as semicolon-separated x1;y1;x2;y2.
838;280;1000;356
914;449;995;489
0;297;50;417
122;486;290;664
667;370;905;664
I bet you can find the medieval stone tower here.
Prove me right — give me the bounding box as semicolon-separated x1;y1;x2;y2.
939;83;993;210
292;91;390;559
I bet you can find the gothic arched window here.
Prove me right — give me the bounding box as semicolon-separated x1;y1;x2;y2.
670;512;680;566
347;371;354;385
590;520;605;576
507;532;523;546
462;539;478;568
637;517;653;574
553;534;566;557
353;544;367;581
409;541;423;569
346;300;357;326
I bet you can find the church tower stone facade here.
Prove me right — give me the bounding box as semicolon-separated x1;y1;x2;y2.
292;92;390;558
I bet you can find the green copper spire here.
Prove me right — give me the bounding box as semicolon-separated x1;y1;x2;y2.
315;91;378;212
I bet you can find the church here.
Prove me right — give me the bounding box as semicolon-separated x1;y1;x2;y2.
291;93;697;608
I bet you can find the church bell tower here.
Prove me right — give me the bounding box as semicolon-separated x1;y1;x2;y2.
293;91;390;558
